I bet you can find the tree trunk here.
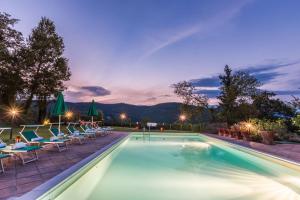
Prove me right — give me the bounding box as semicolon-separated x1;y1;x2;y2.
37;97;48;123
24;92;34;114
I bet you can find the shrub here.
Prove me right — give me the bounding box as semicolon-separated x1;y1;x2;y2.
238;118;288;141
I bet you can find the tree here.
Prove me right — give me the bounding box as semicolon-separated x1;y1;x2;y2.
24;17;71;122
0;12;25;106
291;95;300;110
218;65;261;125
172;81;208;121
252;91;295;119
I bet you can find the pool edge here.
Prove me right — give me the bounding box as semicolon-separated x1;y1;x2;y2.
201;133;300;171
12;134;130;200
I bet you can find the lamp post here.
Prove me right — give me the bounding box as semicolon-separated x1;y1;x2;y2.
8;106;20;140
120;113;126;127
65;111;73;120
179;114;186;130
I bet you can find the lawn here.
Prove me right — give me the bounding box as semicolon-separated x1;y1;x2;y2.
0;125;195;143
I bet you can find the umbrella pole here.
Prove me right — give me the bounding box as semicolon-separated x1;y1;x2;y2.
58;115;61;134
92;116;93;124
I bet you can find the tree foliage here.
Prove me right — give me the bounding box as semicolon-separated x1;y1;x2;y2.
23;17;71;121
218;65;261;125
172;81;208;121
0;13;71;123
252;91;295;119
0;12;25;105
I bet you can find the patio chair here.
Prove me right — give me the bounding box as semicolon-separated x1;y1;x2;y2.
0;154;10;173
86;123;105;136
79;124;97;138
49;126;84;144
20;125;69;152
0;128;40;165
67;123;95;140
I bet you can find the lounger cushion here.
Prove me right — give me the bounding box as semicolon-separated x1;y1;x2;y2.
14;146;41;151
31;137;44;142
0;143;6;148
0;154;10;159
12;142;26;149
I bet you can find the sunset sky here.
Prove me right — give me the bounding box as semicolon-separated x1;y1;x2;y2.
1;0;300;105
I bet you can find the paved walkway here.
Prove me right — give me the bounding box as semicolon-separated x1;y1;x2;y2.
205;133;300;163
0;132;128;200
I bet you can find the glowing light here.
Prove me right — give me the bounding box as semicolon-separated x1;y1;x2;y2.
179;114;186;121
246;123;252;128
7;106;20;119
43;119;50;125
120;113;126;120
65;111;73;119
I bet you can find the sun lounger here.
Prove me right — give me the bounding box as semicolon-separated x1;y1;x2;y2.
0;145;40;165
52;125;85;144
79;125;97;138
67;123;95;140
20;125;69;152
0;128;41;165
0;154;10;173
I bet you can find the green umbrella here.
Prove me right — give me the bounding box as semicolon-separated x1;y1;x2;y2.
87;99;98;124
51;92;67;133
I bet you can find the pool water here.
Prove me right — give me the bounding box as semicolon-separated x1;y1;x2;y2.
52;134;300;200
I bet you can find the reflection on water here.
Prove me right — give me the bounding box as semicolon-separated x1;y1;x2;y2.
54;135;300;200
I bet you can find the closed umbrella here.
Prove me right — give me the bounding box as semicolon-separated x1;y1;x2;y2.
51;92;67;133
87;99;98;124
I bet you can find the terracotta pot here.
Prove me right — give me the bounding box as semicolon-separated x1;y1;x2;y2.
229;130;236;138
235;131;243;140
241;131;251;141
259;131;274;145
224;129;230;137
218;128;224;136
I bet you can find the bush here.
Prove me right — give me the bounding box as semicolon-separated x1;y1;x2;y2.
238;118;288;141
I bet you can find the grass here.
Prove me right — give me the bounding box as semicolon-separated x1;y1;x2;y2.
112;126;194;133
0;125;194;143
0;125;70;143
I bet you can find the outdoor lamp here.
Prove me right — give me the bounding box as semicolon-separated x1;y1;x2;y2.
65;111;73;119
179;114;186;122
120;113;126;120
8;107;20;119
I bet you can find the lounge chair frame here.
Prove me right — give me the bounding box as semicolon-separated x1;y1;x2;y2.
0;128;39;165
20;125;68;152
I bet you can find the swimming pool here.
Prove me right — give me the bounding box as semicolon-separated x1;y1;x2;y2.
34;133;300;200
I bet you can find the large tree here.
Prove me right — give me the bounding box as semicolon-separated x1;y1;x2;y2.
172;81;208;121
218;65;261;125
252;91;294;119
0;12;25;106
24;17;71;121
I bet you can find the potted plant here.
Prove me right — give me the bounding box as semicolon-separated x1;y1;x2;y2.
232;124;243;140
238;122;252;141
257;120;275;145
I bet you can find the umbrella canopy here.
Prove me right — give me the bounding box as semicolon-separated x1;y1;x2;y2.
51;92;67;133
87;100;98;123
51;92;67;116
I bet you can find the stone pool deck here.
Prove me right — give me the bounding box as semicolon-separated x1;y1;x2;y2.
0;132;128;200
205;133;300;163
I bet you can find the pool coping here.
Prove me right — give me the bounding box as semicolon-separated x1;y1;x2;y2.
11;134;129;200
13;132;300;200
202;133;300;171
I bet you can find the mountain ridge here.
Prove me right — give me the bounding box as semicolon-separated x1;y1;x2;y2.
65;102;182;123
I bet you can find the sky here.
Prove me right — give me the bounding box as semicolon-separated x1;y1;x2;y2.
1;0;300;105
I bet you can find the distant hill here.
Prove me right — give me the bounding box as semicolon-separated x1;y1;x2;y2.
66;102;182;123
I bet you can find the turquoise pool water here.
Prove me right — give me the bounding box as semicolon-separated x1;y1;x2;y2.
45;134;300;200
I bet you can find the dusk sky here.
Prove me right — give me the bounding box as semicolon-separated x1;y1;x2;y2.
1;0;300;105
